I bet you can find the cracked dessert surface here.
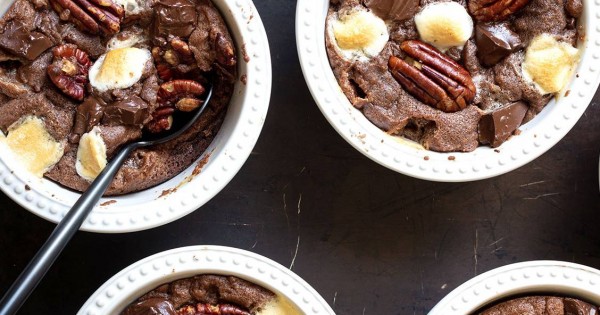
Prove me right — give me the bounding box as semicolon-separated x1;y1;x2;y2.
326;0;581;152
0;0;237;195
120;274;300;315
476;296;599;315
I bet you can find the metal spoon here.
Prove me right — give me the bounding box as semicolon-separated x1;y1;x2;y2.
0;86;213;315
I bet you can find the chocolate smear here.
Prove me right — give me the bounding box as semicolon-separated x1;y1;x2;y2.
70;96;106;143
0;21;54;60
479;101;528;147
103;96;148;126
475;23;522;67
153;0;197;38
364;0;419;21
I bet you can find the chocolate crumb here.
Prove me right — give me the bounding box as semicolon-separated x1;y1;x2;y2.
100;200;117;206
448;156;455;161
159;188;177;198
424;156;430;161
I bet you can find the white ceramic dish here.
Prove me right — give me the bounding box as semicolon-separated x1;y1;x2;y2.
77;246;335;315
0;0;272;233
429;261;600;314
296;0;600;182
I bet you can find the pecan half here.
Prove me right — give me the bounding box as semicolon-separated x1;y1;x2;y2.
146;106;174;133
177;303;250;315
215;33;236;67
468;0;532;22
389;40;476;113
157;80;206;107
49;0;124;34
146;80;206;133
152;36;197;81
47;44;93;101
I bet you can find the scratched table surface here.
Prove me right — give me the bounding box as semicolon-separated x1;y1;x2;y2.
2;1;600;314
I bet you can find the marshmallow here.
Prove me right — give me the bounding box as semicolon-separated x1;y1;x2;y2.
106;32;147;51
89;47;151;92
522;34;579;94
257;297;300;315
331;10;389;60
414;2;473;51
0;116;64;177
76;126;107;181
113;0;145;16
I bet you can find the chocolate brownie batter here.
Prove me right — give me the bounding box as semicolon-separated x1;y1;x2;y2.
476;296;599;315
120;275;276;315
326;0;581;152
0;0;236;195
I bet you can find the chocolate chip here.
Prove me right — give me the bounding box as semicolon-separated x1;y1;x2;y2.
153;0;197;38
0;21;54;61
103;96;149;126
475;23;522;67
478;101;528;147
364;0;419;21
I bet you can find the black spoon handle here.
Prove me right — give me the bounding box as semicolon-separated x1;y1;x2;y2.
0;143;137;315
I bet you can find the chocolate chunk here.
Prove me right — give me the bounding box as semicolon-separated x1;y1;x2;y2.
475;23;523;67
153;0;197;38
564;298;598;314
0;21;54;60
103;96;148;126
121;298;176;315
565;0;583;18
71;96;105;143
479;101;528;147
365;0;419;21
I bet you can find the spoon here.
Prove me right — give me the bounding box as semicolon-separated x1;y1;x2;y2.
0;85;213;315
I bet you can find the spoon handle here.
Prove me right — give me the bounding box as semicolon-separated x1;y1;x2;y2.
0;144;136;315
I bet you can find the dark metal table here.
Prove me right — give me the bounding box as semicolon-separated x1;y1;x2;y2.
1;1;600;314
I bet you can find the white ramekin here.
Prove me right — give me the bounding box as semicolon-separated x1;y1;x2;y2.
429;261;600;314
77;246;335;315
296;0;600;182
0;0;272;233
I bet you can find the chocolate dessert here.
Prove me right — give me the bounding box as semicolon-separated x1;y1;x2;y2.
476;296;599;315
120;274;300;315
326;0;582;152
0;0;237;195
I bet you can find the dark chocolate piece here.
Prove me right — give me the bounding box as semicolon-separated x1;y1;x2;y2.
0;21;54;60
70;96;106;143
153;0;197;38
564;298;598;315
565;0;583;18
475;23;522;67
478;101;528;147
103;96;148;126
364;0;419;21
121;298;176;315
